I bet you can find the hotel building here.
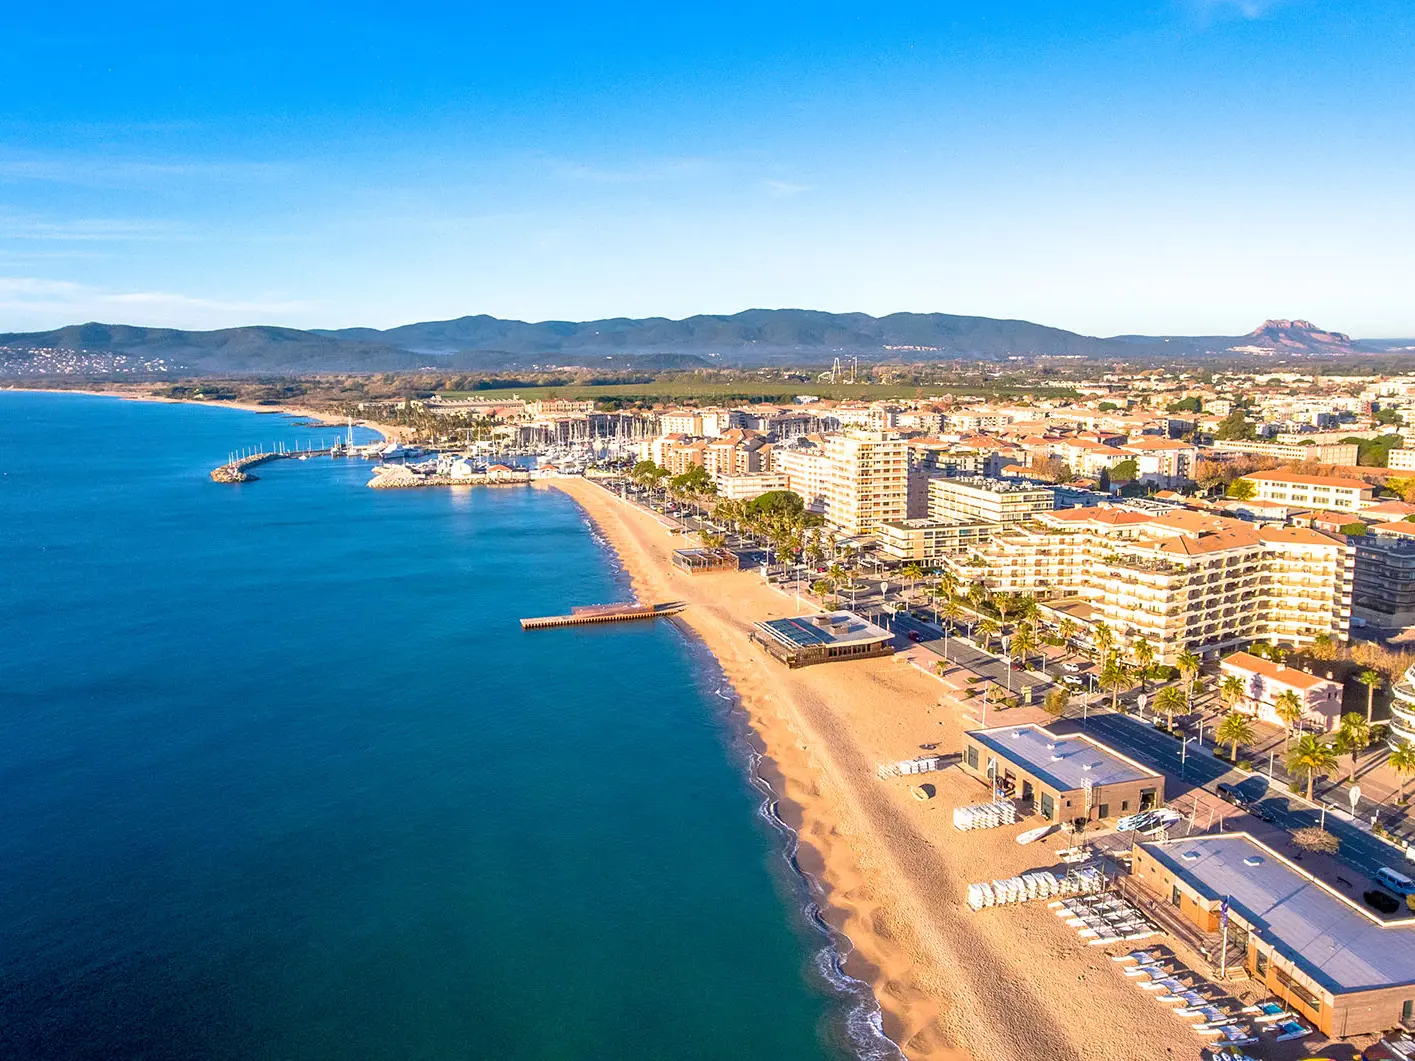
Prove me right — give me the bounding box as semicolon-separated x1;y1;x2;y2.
943;507;1353;663
1218;651;1343;733
1389;664;1415;747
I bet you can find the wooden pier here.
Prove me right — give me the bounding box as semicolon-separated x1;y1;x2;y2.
520;602;683;630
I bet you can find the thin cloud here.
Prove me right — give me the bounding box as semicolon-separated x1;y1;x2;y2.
0;276;322;329
552;157;706;184
0;154;297;188
762;179;812;197
0;215;175;241
1183;0;1283;21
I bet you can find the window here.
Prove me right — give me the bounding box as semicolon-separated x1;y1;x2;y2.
1121;800;1130;813
1040;793;1055;820
1171;885;1182;907
1403;998;1412;1024
1254;950;1268;978
1097;803;1109;819
965;745;979;770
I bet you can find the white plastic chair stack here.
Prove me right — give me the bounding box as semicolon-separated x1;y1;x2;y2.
951;800;1018;831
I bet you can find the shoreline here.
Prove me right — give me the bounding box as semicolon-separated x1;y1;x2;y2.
0;385;392;441
541;476;1213;1061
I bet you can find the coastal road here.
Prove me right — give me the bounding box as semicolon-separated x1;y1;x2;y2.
1059;711;1412;880
890;612;1055;700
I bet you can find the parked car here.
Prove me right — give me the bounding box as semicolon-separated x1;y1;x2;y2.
1364;889;1401;914
1063;675;1083;687
1375;866;1415;900
1061;662;1082;673
907;630;922;643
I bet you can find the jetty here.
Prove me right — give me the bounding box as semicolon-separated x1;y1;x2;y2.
520;602;684;630
210;442;345;482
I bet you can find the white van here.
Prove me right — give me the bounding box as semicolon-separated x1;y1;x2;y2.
1374;866;1415;899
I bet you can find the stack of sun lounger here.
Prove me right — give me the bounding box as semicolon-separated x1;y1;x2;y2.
1211;1025;1258;1047
1207;1050;1256;1061
951;800;1018;831
966;865;1105;910
1055;846;1091;864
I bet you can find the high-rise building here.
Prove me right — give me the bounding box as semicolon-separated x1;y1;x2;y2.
820;431;908;536
928;477;1055;525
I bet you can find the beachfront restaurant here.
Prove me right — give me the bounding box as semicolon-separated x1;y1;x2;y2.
671;547;741;574
959;724;1163;825
1132;833;1415;1037
750;612;895;668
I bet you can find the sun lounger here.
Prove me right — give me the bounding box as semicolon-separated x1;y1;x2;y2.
1214;1025;1258;1047
1122;961;1165;978
1240;1000;1291;1023
1140;976;1186;993
1267;1019;1309;1042
1111;947;1163;964
1158;990;1206;1006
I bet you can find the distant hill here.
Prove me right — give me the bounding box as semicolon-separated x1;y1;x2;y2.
0;311;1399;376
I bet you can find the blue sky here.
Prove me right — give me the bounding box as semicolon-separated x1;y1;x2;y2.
1;1;1412;336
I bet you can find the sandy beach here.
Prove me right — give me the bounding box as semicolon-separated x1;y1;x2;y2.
546;476;1214;1061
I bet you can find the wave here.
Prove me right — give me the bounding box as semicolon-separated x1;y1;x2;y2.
690;631;904;1061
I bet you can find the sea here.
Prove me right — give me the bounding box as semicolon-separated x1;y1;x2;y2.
0;391;901;1061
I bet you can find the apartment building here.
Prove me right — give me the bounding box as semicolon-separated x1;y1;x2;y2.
648;434;707;476
1120;437;1198;485
943;507;1353;663
1212;439;1360;466
820;431;908;536
1218;651;1343;732
1389;664;1415;746
774;445;830;514
716;472;790;502
928;477;1055;525
702;429;770;479
1350;522;1415;627
875;517;995;564
1242;470;1377;512
1387;447;1415;471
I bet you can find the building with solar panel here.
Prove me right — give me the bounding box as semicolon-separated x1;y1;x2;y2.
750;611;895;668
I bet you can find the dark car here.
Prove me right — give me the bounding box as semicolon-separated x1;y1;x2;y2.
907;630;922;642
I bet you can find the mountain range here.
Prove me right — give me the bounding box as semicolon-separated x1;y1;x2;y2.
2;311;1410;376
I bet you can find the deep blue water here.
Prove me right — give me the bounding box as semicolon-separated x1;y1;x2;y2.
0;392;888;1061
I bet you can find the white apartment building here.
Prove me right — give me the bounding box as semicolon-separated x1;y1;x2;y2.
820;430;908;536
876;517;995;564
928;477;1055;524
1242;470;1377;513
1387;448;1415;471
716;472;790;502
944;507;1353;663
774;446;830;514
1212;440;1360;466
1218;651;1343;733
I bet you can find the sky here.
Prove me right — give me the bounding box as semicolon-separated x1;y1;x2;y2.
1;1;1413;337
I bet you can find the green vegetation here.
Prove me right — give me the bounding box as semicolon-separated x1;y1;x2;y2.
1166;396;1201;413
1109;457;1139;484
1340;522;1367;536
1226;477;1257;500
1342;433;1404;466
442;377;1078;404
1213;409;1257;441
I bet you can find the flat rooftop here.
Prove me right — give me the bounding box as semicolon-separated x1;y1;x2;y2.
932;476;1055;495
967;724;1159;791
1142;833;1415;994
754;611;892;650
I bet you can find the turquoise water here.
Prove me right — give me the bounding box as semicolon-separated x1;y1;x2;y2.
0;392;895;1061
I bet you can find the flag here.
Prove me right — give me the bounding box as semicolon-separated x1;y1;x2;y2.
1220;897;1230;929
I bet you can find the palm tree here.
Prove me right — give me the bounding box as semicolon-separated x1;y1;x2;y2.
1332;712;1371;783
1273;689;1304;744
1389;741;1415;804
1356;670;1383;725
975;618;999;652
1099;660;1130;712
1155;685;1187;730
967;580;989;616
995;592;1013;629
937;568;959;603
1219;674;1245;713
1287;734;1338;802
1013;593;1038;626
1132;638;1156;691
1177;651;1201;701
1216;710;1256;762
1092;621;1115;666
1057;618;1077;654
900;562;925;603
1010;623;1036;671
941;599;963;638
826;563;847;607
